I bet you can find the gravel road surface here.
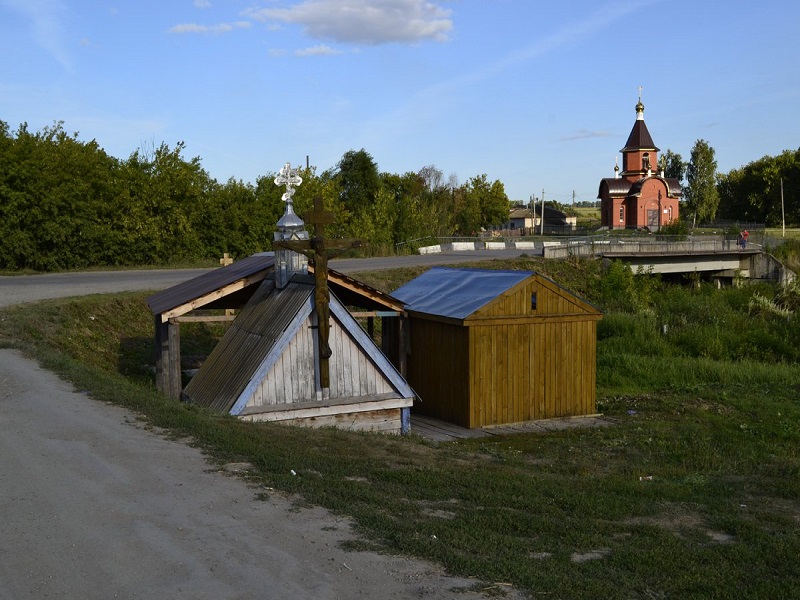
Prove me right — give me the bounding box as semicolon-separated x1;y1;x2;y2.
0;350;524;599
0;254;530;599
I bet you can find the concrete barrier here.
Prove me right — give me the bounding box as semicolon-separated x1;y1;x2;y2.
450;242;480;251
485;242;509;250
514;242;538;250
418;245;442;254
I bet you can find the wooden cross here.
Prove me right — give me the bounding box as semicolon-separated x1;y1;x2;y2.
273;196;360;390
219;252;233;266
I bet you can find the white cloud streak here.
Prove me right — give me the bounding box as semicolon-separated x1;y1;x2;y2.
245;0;452;45
1;0;72;69
169;21;251;35
295;44;342;56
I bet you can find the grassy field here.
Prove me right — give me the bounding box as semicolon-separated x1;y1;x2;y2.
1;257;799;599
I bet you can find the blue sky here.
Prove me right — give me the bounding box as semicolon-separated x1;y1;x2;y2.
1;0;798;206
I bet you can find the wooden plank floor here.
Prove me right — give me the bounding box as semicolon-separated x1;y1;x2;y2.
410;413;614;443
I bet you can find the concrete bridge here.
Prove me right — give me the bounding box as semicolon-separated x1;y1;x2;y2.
543;237;795;285
417;237;795;285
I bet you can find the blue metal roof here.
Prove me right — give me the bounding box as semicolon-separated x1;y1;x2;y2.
391;267;533;320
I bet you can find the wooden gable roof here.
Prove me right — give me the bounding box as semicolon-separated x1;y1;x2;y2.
183;275;413;415
146;252;403;323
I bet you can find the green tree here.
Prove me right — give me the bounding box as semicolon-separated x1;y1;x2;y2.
717;149;800;226
685;139;720;223
334;149;381;213
461;174;509;231
659;148;686;183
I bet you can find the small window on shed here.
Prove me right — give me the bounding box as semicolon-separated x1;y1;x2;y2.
530;292;537;311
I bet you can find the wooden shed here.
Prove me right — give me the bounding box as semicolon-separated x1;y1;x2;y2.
182;274;414;433
386;267;602;429
146;253;408;400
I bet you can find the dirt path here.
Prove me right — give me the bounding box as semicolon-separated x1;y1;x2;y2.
0;349;519;599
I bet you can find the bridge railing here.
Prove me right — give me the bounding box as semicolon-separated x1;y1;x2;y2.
544;236;757;259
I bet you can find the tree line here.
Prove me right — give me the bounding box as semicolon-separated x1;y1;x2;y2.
0;121;509;271
661;141;799;227
1;119;797;271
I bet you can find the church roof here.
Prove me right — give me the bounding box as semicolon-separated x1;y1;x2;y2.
598;176;683;199
598;178;633;197
620;119;659;153
629;177;683;198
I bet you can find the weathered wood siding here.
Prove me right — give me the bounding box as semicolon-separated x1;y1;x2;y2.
406;318;471;426
245;314;394;409
245;313;316;407
328;315;395;399
244;408;403;433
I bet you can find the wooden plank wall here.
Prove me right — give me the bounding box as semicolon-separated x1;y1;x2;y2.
246;315;394;409
328;317;395;399
247;408;403;433
248;314;317;407
406;319;471;427
468;319;597;428
478;278;589;318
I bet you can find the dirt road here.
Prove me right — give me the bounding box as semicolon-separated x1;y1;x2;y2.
0;351;519;599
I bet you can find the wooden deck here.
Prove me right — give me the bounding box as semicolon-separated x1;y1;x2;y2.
409;413;614;443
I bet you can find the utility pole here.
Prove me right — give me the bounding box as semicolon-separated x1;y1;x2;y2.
529;195;534;236
572;190;575;206
540;189;545;235
781;177;785;238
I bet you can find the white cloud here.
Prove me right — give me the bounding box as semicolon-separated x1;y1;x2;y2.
1;0;72;69
295;44;341;57
245;0;452;45
194;0;212;8
169;21;251;35
560;129;613;142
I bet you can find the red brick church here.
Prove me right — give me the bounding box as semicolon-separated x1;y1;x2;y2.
598;97;681;230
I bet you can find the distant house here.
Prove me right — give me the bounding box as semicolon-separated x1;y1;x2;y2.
505;206;576;234
598;97;682;230
384;267;602;429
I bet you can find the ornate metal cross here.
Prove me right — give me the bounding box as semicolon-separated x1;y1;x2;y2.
274;162;303;203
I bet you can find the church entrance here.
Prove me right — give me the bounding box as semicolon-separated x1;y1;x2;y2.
647;209;659;230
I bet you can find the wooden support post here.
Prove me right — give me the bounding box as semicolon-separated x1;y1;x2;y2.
367;316;374;340
154;315;168;395
167;318;182;400
155;314;183;400
398;315;408;378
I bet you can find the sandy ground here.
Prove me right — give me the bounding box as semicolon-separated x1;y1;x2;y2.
0;349;523;600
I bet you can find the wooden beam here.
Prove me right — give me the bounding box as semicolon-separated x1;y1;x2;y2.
175;315;237;323
160;272;267;322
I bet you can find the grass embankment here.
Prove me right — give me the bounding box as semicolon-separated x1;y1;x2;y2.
1;256;799;598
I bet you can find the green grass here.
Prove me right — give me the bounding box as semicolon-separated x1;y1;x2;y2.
1;259;799;599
